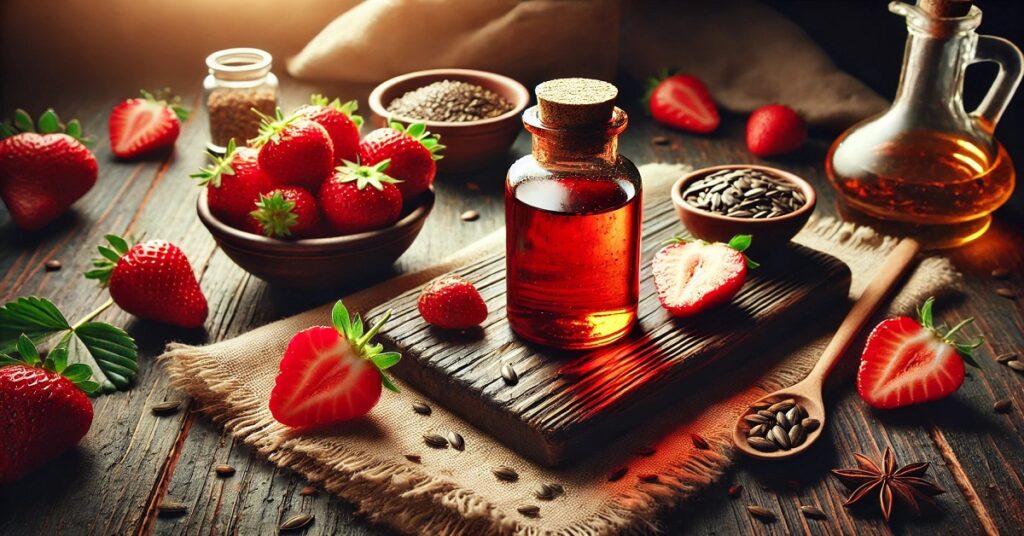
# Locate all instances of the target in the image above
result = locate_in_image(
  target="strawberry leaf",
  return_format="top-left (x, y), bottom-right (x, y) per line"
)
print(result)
top-left (16, 334), bottom-right (41, 366)
top-left (332, 300), bottom-right (353, 340)
top-left (37, 109), bottom-right (60, 134)
top-left (0, 297), bottom-right (71, 353)
top-left (371, 351), bottom-right (401, 370)
top-left (727, 234), bottom-right (752, 252)
top-left (918, 297), bottom-right (935, 329)
top-left (13, 109), bottom-right (34, 132)
top-left (65, 119), bottom-right (82, 139)
top-left (62, 363), bottom-right (93, 383)
top-left (250, 191), bottom-right (298, 238)
top-left (0, 353), bottom-right (19, 367)
top-left (60, 322), bottom-right (138, 393)
top-left (380, 372), bottom-right (401, 393)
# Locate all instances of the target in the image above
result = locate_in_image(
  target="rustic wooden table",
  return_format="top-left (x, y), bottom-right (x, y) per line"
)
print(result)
top-left (1, 76), bottom-right (1022, 536)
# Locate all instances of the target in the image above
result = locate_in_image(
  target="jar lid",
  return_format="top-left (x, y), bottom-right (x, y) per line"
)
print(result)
top-left (535, 78), bottom-right (618, 128)
top-left (206, 48), bottom-right (273, 81)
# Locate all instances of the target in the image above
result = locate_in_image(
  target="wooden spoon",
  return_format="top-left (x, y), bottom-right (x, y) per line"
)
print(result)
top-left (732, 238), bottom-right (921, 459)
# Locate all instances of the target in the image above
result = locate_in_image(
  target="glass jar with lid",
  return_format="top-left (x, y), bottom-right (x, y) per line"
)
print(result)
top-left (203, 48), bottom-right (279, 153)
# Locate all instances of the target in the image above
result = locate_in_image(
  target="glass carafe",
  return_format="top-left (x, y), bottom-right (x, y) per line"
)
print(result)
top-left (826, 1), bottom-right (1022, 249)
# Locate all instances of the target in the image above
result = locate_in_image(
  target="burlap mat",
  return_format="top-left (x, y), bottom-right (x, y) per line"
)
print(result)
top-left (160, 164), bottom-right (958, 535)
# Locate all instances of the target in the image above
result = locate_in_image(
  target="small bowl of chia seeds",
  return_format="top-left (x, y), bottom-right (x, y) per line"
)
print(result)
top-left (671, 165), bottom-right (816, 251)
top-left (369, 68), bottom-right (529, 172)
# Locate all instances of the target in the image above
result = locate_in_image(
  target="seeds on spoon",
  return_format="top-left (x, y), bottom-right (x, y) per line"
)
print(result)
top-left (743, 399), bottom-right (813, 450)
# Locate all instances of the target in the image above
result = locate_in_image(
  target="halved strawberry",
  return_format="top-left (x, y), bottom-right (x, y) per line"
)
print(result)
top-left (857, 298), bottom-right (983, 409)
top-left (651, 234), bottom-right (757, 317)
top-left (109, 89), bottom-right (189, 159)
top-left (269, 301), bottom-right (401, 427)
top-left (645, 73), bottom-right (719, 134)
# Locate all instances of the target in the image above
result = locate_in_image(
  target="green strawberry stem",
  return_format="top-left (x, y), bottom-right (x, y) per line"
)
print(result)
top-left (667, 233), bottom-right (760, 269)
top-left (917, 297), bottom-right (984, 367)
top-left (250, 107), bottom-right (304, 147)
top-left (190, 138), bottom-right (239, 188)
top-left (310, 94), bottom-right (364, 128)
top-left (0, 334), bottom-right (98, 394)
top-left (140, 88), bottom-right (190, 122)
top-left (0, 108), bottom-right (91, 144)
top-left (330, 300), bottom-right (401, 393)
top-left (72, 298), bottom-right (114, 330)
top-left (84, 234), bottom-right (133, 286)
top-left (335, 160), bottom-right (402, 190)
top-left (250, 191), bottom-right (298, 238)
top-left (387, 121), bottom-right (445, 161)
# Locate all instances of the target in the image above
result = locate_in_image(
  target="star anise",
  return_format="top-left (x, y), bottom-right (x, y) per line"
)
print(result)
top-left (830, 447), bottom-right (945, 522)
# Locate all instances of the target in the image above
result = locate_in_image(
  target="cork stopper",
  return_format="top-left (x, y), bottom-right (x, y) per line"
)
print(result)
top-left (535, 78), bottom-right (618, 128)
top-left (917, 0), bottom-right (972, 17)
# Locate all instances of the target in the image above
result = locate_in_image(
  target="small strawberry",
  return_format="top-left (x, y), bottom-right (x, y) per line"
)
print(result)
top-left (248, 187), bottom-right (320, 239)
top-left (108, 89), bottom-right (189, 159)
top-left (297, 95), bottom-right (362, 164)
top-left (746, 104), bottom-right (806, 157)
top-left (269, 300), bottom-right (401, 427)
top-left (251, 108), bottom-right (334, 191)
top-left (0, 108), bottom-right (98, 230)
top-left (191, 138), bottom-right (277, 228)
top-left (85, 235), bottom-right (208, 328)
top-left (319, 160), bottom-right (403, 234)
top-left (418, 275), bottom-right (488, 329)
top-left (645, 73), bottom-right (719, 134)
top-left (857, 298), bottom-right (983, 410)
top-left (651, 234), bottom-right (758, 317)
top-left (0, 335), bottom-right (96, 484)
top-left (358, 122), bottom-right (444, 202)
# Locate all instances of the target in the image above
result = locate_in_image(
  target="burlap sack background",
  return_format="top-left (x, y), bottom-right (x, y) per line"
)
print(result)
top-left (161, 163), bottom-right (958, 534)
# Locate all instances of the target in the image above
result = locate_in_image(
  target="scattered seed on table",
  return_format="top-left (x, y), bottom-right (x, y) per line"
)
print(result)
top-left (691, 434), bottom-right (710, 450)
top-left (535, 485), bottom-right (555, 501)
top-left (607, 466), bottom-right (628, 482)
top-left (412, 401), bottom-right (432, 415)
top-left (44, 259), bottom-right (62, 271)
top-left (158, 501), bottom-right (188, 517)
top-left (800, 505), bottom-right (827, 520)
top-left (446, 431), bottom-right (465, 451)
top-left (1008, 360), bottom-right (1024, 372)
top-left (996, 353), bottom-right (1019, 364)
top-left (991, 267), bottom-right (1011, 279)
top-left (635, 445), bottom-right (656, 457)
top-left (995, 288), bottom-right (1018, 299)
top-left (404, 454), bottom-right (422, 463)
top-left (300, 486), bottom-right (318, 496)
top-left (460, 210), bottom-right (479, 222)
top-left (423, 434), bottom-right (448, 448)
top-left (993, 399), bottom-right (1012, 413)
top-left (727, 484), bottom-right (743, 499)
top-left (517, 505), bottom-right (540, 518)
top-left (548, 483), bottom-right (565, 496)
top-left (151, 401), bottom-right (181, 416)
top-left (214, 464), bottom-right (235, 477)
top-left (746, 505), bottom-right (777, 522)
top-left (493, 466), bottom-right (519, 482)
top-left (279, 513), bottom-right (314, 531)
top-left (638, 474), bottom-right (659, 483)
top-left (501, 363), bottom-right (519, 385)
top-left (652, 135), bottom-right (670, 145)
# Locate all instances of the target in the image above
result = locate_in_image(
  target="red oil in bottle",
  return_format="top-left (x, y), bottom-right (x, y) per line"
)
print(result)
top-left (505, 175), bottom-right (641, 349)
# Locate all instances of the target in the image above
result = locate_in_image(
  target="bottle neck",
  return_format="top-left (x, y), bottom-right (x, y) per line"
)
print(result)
top-left (524, 106), bottom-right (626, 168)
top-left (893, 29), bottom-right (972, 110)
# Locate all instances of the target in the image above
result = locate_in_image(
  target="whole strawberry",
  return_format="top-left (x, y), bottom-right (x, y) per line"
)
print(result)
top-left (0, 109), bottom-right (98, 230)
top-left (319, 160), bottom-right (404, 234)
top-left (297, 95), bottom-right (362, 164)
top-left (109, 89), bottom-right (189, 159)
top-left (251, 108), bottom-right (334, 191)
top-left (248, 187), bottom-right (320, 239)
top-left (85, 235), bottom-right (208, 328)
top-left (1, 336), bottom-right (95, 484)
top-left (746, 104), bottom-right (807, 157)
top-left (192, 138), bottom-right (277, 228)
top-left (646, 73), bottom-right (720, 134)
top-left (358, 122), bottom-right (443, 202)
top-left (418, 275), bottom-right (488, 329)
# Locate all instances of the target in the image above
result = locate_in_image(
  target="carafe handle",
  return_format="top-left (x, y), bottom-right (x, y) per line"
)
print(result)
top-left (969, 35), bottom-right (1024, 129)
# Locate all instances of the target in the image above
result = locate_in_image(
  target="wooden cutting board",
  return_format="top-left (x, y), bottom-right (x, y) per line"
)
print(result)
top-left (366, 196), bottom-right (851, 466)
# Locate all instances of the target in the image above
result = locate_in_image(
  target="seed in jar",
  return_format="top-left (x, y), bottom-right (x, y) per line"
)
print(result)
top-left (207, 87), bottom-right (276, 149)
top-left (387, 80), bottom-right (514, 122)
top-left (683, 168), bottom-right (805, 219)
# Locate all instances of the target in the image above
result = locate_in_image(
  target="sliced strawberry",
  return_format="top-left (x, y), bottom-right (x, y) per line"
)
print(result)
top-left (269, 301), bottom-right (400, 427)
top-left (646, 74), bottom-right (719, 134)
top-left (418, 275), bottom-right (488, 329)
top-left (651, 234), bottom-right (756, 317)
top-left (857, 298), bottom-right (983, 409)
top-left (109, 89), bottom-right (189, 159)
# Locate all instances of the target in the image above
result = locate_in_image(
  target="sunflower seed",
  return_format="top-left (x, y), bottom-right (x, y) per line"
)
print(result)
top-left (547, 483), bottom-right (564, 496)
top-left (993, 399), bottom-right (1012, 413)
top-left (991, 267), bottom-right (1011, 279)
top-left (447, 431), bottom-right (465, 451)
top-left (404, 454), bottom-right (422, 463)
top-left (300, 486), bottom-right (318, 496)
top-left (769, 425), bottom-right (791, 449)
top-left (747, 437), bottom-right (778, 452)
top-left (767, 399), bottom-right (795, 413)
top-left (214, 464), bottom-right (235, 477)
top-left (788, 424), bottom-right (806, 447)
top-left (801, 418), bottom-right (820, 433)
top-left (776, 411), bottom-right (791, 428)
top-left (747, 424), bottom-right (767, 437)
top-left (800, 505), bottom-right (827, 520)
top-left (635, 445), bottom-right (656, 457)
top-left (786, 406), bottom-right (801, 423)
top-left (501, 363), bottom-right (519, 385)
top-left (691, 434), bottom-right (710, 450)
top-left (412, 401), bottom-right (432, 415)
top-left (517, 505), bottom-right (540, 517)
top-left (652, 135), bottom-right (670, 145)
top-left (535, 484), bottom-right (557, 500)
top-left (746, 505), bottom-right (777, 522)
top-left (1008, 360), bottom-right (1024, 372)
top-left (423, 434), bottom-right (448, 448)
top-left (279, 513), bottom-right (314, 531)
top-left (750, 400), bottom-right (772, 411)
top-left (460, 210), bottom-right (479, 222)
top-left (44, 259), bottom-right (62, 271)
top-left (995, 288), bottom-right (1018, 299)
top-left (493, 466), bottom-right (519, 482)
top-left (151, 401), bottom-right (181, 416)
top-left (682, 168), bottom-right (804, 218)
top-left (728, 484), bottom-right (743, 498)
top-left (158, 501), bottom-right (188, 517)
top-left (607, 466), bottom-right (628, 482)
top-left (996, 353), bottom-right (1019, 363)
top-left (638, 474), bottom-right (659, 483)
top-left (744, 414), bottom-right (770, 425)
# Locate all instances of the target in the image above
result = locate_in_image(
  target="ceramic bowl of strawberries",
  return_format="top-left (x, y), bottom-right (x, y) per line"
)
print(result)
top-left (368, 68), bottom-right (530, 173)
top-left (195, 96), bottom-right (436, 289)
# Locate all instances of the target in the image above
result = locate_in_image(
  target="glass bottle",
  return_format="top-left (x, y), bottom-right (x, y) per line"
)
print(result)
top-left (203, 48), bottom-right (279, 153)
top-left (506, 79), bottom-right (642, 350)
top-left (826, 1), bottom-right (1022, 249)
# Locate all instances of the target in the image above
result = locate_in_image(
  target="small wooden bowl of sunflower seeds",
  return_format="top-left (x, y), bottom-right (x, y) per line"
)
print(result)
top-left (671, 165), bottom-right (816, 251)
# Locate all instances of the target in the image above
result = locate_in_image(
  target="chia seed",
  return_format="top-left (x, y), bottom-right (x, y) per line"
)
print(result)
top-left (387, 80), bottom-right (514, 122)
